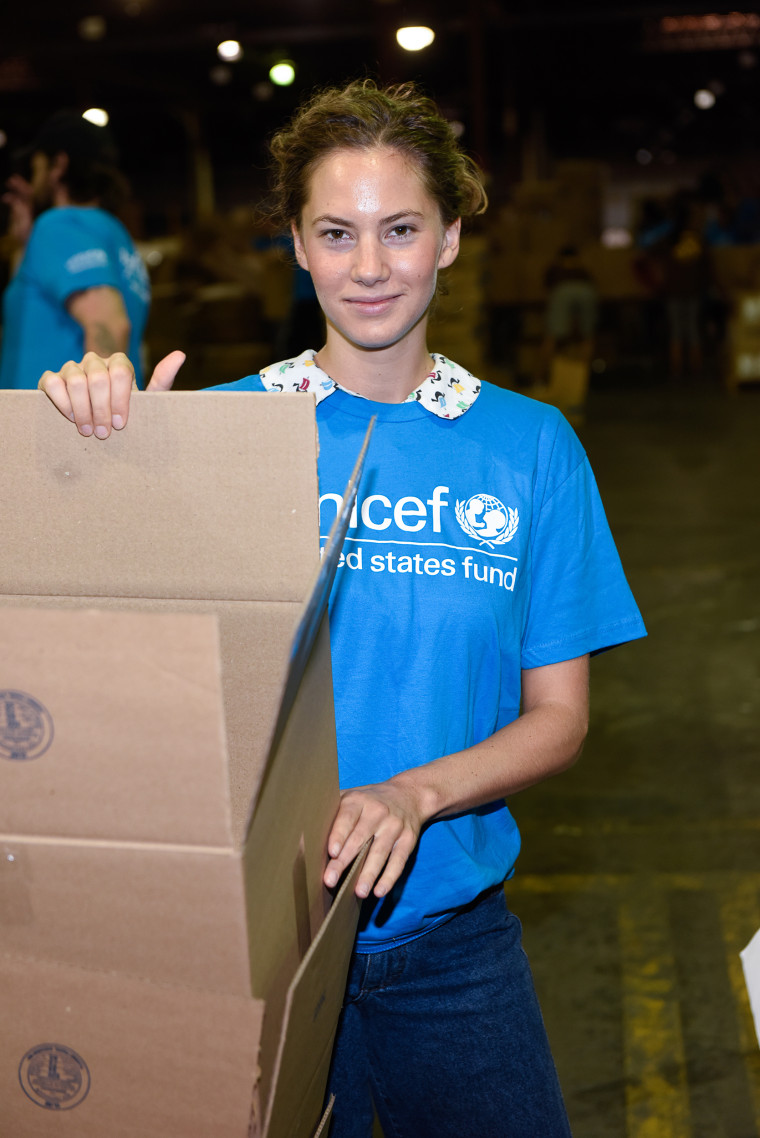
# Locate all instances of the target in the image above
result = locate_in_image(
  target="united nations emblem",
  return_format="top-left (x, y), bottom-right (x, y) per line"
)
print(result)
top-left (19, 1043), bottom-right (91, 1111)
top-left (0, 691), bottom-right (54, 761)
top-left (455, 494), bottom-right (519, 548)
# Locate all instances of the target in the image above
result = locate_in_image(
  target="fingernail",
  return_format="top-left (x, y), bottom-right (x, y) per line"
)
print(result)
top-left (325, 871), bottom-right (337, 888)
top-left (94, 426), bottom-right (108, 439)
top-left (357, 883), bottom-right (369, 898)
top-left (112, 414), bottom-right (124, 429)
top-left (80, 424), bottom-right (93, 436)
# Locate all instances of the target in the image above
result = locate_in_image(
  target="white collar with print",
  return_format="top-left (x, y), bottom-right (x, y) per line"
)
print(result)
top-left (258, 349), bottom-right (480, 420)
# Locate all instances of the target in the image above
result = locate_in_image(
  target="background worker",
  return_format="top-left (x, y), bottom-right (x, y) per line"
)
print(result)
top-left (0, 110), bottom-right (150, 389)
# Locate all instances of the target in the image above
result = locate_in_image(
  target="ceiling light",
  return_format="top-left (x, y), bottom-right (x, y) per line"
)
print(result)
top-left (78, 16), bottom-right (106, 41)
top-left (396, 26), bottom-right (435, 51)
top-left (217, 40), bottom-right (242, 62)
top-left (694, 88), bottom-right (716, 109)
top-left (82, 108), bottom-right (109, 127)
top-left (270, 61), bottom-right (296, 86)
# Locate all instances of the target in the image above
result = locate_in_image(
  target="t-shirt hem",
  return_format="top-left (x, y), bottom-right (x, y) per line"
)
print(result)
top-left (355, 910), bottom-right (456, 954)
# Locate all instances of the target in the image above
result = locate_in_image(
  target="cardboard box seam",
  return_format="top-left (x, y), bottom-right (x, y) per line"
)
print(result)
top-left (0, 944), bottom-right (261, 1000)
top-left (0, 592), bottom-right (305, 605)
top-left (1, 834), bottom-right (236, 855)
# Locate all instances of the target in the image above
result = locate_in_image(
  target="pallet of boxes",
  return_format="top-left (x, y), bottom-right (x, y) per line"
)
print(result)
top-left (486, 162), bottom-right (607, 418)
top-left (725, 290), bottom-right (760, 391)
top-left (0, 390), bottom-right (368, 1138)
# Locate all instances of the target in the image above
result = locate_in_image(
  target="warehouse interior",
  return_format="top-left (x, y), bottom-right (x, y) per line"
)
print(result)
top-left (2, 3), bottom-right (760, 1136)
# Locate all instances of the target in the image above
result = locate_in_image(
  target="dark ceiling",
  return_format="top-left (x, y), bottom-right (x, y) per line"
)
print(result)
top-left (3, 2), bottom-right (760, 231)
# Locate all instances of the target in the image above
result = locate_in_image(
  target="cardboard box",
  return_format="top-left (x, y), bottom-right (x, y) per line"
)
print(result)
top-left (0, 391), bottom-right (367, 1137)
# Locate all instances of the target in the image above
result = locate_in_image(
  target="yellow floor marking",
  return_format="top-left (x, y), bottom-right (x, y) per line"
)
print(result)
top-left (618, 882), bottom-right (690, 1138)
top-left (510, 871), bottom-right (760, 895)
top-left (719, 878), bottom-right (760, 1133)
top-left (508, 871), bottom-right (760, 1137)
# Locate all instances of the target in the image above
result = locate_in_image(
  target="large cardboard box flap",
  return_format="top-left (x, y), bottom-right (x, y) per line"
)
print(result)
top-left (260, 845), bottom-right (368, 1138)
top-left (0, 390), bottom-right (318, 603)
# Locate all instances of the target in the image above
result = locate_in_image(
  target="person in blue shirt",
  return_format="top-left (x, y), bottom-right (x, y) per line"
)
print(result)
top-left (40, 80), bottom-right (646, 1137)
top-left (0, 110), bottom-right (149, 389)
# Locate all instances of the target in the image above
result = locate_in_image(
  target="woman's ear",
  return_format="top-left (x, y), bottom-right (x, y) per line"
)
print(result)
top-left (438, 217), bottom-right (461, 269)
top-left (291, 221), bottom-right (309, 271)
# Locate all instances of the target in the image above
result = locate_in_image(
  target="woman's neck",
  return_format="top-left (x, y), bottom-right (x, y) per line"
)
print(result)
top-left (315, 329), bottom-right (434, 404)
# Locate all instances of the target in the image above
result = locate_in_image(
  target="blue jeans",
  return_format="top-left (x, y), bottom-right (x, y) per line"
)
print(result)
top-left (327, 886), bottom-right (572, 1138)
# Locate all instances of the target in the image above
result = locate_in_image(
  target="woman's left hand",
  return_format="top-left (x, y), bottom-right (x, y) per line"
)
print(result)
top-left (323, 777), bottom-right (426, 900)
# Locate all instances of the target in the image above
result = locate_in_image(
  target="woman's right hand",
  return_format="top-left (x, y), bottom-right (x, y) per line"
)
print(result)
top-left (38, 350), bottom-right (187, 439)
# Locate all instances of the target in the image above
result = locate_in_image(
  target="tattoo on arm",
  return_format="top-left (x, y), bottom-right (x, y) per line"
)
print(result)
top-left (88, 322), bottom-right (122, 357)
top-left (69, 286), bottom-right (131, 355)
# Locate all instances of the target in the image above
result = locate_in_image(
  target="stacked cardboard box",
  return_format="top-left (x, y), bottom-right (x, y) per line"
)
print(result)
top-left (726, 290), bottom-right (760, 389)
top-left (485, 164), bottom-right (609, 309)
top-left (0, 391), bottom-right (366, 1137)
top-left (554, 161), bottom-right (604, 248)
top-left (428, 234), bottom-right (489, 377)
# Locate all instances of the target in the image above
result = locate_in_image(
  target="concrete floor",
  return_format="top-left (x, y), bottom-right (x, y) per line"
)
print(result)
top-left (512, 377), bottom-right (760, 1137)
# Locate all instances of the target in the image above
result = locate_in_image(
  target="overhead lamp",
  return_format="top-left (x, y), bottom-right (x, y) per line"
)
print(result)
top-left (270, 61), bottom-right (296, 86)
top-left (82, 108), bottom-right (109, 127)
top-left (78, 16), bottom-right (106, 41)
top-left (396, 26), bottom-right (435, 51)
top-left (694, 88), bottom-right (716, 110)
top-left (217, 39), bottom-right (242, 62)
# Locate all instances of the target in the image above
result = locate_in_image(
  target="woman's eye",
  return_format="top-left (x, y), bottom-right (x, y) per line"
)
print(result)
top-left (324, 229), bottom-right (349, 242)
top-left (390, 225), bottom-right (413, 238)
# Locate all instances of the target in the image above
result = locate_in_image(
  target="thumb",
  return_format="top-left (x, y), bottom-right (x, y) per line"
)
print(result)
top-left (147, 350), bottom-right (185, 391)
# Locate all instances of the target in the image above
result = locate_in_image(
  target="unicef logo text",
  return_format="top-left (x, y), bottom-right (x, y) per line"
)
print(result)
top-left (456, 494), bottom-right (519, 548)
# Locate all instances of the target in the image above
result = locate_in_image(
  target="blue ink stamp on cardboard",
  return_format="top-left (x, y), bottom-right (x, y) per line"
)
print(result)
top-left (0, 691), bottom-right (54, 761)
top-left (19, 1043), bottom-right (90, 1110)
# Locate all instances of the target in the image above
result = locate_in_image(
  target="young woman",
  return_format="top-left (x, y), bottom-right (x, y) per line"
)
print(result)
top-left (40, 80), bottom-right (646, 1138)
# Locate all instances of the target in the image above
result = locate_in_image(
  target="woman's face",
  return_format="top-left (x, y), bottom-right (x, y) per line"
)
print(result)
top-left (292, 146), bottom-right (460, 356)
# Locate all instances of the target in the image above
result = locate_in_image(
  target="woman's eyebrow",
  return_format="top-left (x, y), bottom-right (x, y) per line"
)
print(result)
top-left (312, 214), bottom-right (353, 226)
top-left (311, 210), bottom-right (425, 227)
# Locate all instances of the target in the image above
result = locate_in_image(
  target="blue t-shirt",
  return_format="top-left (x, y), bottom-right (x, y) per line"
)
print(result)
top-left (0, 206), bottom-right (150, 389)
top-left (214, 373), bottom-right (647, 951)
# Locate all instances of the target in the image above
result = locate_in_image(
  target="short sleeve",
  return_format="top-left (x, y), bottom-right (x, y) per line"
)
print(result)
top-left (521, 428), bottom-right (646, 668)
top-left (25, 213), bottom-right (119, 305)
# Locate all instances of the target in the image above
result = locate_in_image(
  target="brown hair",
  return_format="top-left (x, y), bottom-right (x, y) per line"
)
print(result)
top-left (265, 78), bottom-right (488, 230)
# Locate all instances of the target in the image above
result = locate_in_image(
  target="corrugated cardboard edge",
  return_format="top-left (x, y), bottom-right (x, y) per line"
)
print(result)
top-left (313, 1096), bottom-right (335, 1137)
top-left (261, 844), bottom-right (370, 1138)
